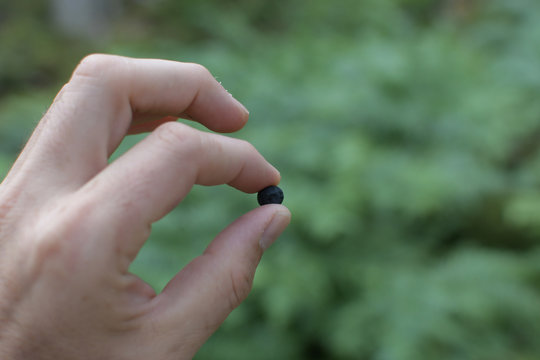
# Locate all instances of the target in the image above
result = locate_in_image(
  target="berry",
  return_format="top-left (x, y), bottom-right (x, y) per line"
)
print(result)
top-left (257, 185), bottom-right (284, 206)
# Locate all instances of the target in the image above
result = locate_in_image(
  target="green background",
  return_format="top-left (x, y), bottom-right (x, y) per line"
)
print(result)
top-left (2, 0), bottom-right (540, 359)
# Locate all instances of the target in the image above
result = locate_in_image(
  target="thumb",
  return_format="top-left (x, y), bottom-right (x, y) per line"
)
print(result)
top-left (153, 204), bottom-right (291, 354)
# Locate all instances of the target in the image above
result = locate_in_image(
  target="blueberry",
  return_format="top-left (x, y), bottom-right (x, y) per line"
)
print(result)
top-left (257, 185), bottom-right (284, 206)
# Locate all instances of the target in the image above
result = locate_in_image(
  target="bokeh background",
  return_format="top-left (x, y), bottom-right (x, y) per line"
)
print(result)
top-left (3, 0), bottom-right (540, 359)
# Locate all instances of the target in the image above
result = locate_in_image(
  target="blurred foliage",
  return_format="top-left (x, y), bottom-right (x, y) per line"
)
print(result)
top-left (0, 0), bottom-right (91, 96)
top-left (3, 0), bottom-right (540, 359)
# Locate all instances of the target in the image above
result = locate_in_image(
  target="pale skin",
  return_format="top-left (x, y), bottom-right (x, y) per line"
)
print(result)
top-left (0, 54), bottom-right (291, 359)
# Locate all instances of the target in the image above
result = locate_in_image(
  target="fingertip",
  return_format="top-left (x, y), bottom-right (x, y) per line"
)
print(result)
top-left (261, 162), bottom-right (282, 192)
top-left (266, 204), bottom-right (292, 226)
top-left (266, 203), bottom-right (291, 222)
top-left (255, 203), bottom-right (290, 218)
top-left (259, 205), bottom-right (291, 250)
top-left (206, 99), bottom-right (249, 133)
top-left (203, 204), bottom-right (290, 257)
top-left (274, 168), bottom-right (282, 185)
top-left (186, 81), bottom-right (250, 134)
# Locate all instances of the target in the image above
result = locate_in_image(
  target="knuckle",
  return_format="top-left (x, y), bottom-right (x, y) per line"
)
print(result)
top-left (187, 63), bottom-right (216, 86)
top-left (239, 139), bottom-right (256, 153)
top-left (27, 230), bottom-right (72, 282)
top-left (32, 226), bottom-right (67, 269)
top-left (72, 53), bottom-right (125, 83)
top-left (30, 199), bottom-right (98, 274)
top-left (154, 122), bottom-right (201, 155)
top-left (188, 63), bottom-right (212, 79)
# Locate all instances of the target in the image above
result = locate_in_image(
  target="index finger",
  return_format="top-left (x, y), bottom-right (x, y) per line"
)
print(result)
top-left (80, 121), bottom-right (281, 266)
top-left (8, 54), bottom-right (249, 194)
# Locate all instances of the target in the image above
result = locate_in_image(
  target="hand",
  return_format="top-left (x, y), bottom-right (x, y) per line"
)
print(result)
top-left (0, 54), bottom-right (291, 360)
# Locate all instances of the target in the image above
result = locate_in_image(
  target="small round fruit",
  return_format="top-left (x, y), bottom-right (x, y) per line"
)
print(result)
top-left (257, 185), bottom-right (284, 206)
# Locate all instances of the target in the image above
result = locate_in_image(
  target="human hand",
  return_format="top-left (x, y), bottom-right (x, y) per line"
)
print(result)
top-left (0, 55), bottom-right (291, 360)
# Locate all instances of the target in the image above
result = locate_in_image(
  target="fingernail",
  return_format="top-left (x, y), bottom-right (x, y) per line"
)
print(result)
top-left (259, 210), bottom-right (291, 251)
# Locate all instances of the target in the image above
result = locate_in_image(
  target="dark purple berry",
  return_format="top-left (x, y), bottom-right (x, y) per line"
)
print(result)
top-left (257, 185), bottom-right (284, 206)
